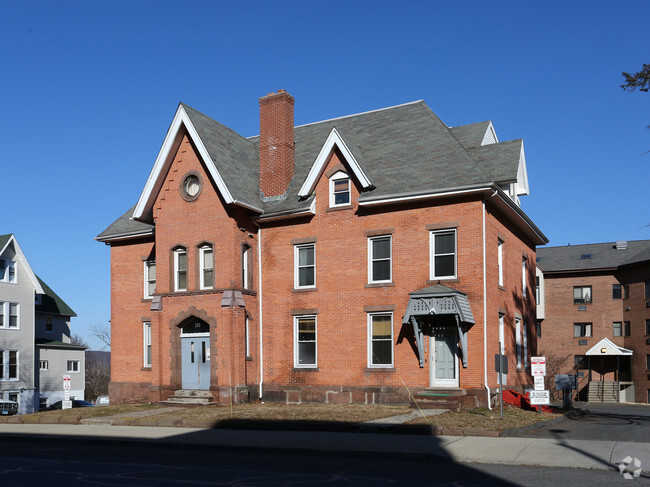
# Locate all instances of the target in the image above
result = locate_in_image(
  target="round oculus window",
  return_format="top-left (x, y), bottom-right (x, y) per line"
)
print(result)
top-left (183, 174), bottom-right (201, 198)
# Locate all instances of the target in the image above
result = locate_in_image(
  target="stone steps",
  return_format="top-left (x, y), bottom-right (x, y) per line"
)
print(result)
top-left (410, 389), bottom-right (469, 412)
top-left (159, 390), bottom-right (218, 407)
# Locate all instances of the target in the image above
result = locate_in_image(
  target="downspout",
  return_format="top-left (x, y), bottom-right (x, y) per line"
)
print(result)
top-left (253, 220), bottom-right (264, 401)
top-left (483, 190), bottom-right (498, 410)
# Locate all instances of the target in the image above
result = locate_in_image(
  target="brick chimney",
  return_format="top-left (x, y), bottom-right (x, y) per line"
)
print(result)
top-left (259, 90), bottom-right (295, 198)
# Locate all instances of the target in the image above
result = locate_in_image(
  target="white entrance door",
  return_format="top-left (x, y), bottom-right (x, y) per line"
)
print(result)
top-left (430, 326), bottom-right (459, 387)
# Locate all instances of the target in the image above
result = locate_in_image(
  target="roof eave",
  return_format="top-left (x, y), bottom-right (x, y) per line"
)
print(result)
top-left (95, 228), bottom-right (154, 243)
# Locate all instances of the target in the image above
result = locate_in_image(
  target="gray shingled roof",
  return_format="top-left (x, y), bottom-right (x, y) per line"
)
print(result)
top-left (99, 100), bottom-right (526, 238)
top-left (96, 205), bottom-right (154, 241)
top-left (0, 234), bottom-right (11, 250)
top-left (450, 121), bottom-right (491, 149)
top-left (537, 240), bottom-right (650, 272)
top-left (36, 277), bottom-right (77, 317)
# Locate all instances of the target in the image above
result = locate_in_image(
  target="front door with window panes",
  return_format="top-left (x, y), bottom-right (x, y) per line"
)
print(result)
top-left (430, 326), bottom-right (459, 387)
top-left (180, 319), bottom-right (210, 390)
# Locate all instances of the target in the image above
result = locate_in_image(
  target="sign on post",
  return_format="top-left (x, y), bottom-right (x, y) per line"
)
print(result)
top-left (529, 390), bottom-right (550, 405)
top-left (531, 356), bottom-right (546, 376)
top-left (63, 375), bottom-right (72, 409)
top-left (534, 375), bottom-right (545, 391)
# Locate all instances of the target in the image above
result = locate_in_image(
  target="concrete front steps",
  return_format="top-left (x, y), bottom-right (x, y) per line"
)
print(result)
top-left (159, 390), bottom-right (218, 407)
top-left (410, 389), bottom-right (476, 411)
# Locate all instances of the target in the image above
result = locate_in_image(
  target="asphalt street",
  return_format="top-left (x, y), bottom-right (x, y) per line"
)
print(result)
top-left (0, 436), bottom-right (644, 487)
top-left (522, 402), bottom-right (650, 443)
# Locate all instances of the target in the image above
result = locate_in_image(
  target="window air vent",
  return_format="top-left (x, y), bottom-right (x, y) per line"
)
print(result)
top-left (580, 254), bottom-right (592, 259)
top-left (578, 305), bottom-right (587, 311)
top-left (578, 339), bottom-right (588, 346)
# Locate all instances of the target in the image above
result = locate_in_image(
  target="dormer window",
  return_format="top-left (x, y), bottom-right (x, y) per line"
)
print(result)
top-left (329, 171), bottom-right (350, 207)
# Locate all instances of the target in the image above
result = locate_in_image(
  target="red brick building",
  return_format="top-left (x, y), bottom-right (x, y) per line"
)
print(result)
top-left (537, 240), bottom-right (650, 403)
top-left (97, 90), bottom-right (547, 408)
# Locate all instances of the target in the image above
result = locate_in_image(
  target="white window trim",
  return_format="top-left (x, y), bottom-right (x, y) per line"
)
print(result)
top-left (0, 302), bottom-right (19, 330)
top-left (368, 235), bottom-right (392, 284)
top-left (429, 229), bottom-right (457, 280)
top-left (144, 260), bottom-right (156, 299)
top-left (40, 360), bottom-right (49, 371)
top-left (515, 318), bottom-right (522, 369)
top-left (522, 257), bottom-right (527, 298)
top-left (143, 322), bottom-right (152, 367)
top-left (498, 314), bottom-right (505, 354)
top-left (242, 246), bottom-right (250, 289)
top-left (67, 360), bottom-right (80, 373)
top-left (199, 245), bottom-right (214, 290)
top-left (293, 315), bottom-right (317, 368)
top-left (523, 320), bottom-right (528, 369)
top-left (497, 240), bottom-right (504, 287)
top-left (294, 244), bottom-right (316, 289)
top-left (245, 317), bottom-right (250, 356)
top-left (0, 350), bottom-right (19, 381)
top-left (0, 259), bottom-right (16, 284)
top-left (329, 171), bottom-right (351, 208)
top-left (174, 248), bottom-right (187, 292)
top-left (367, 312), bottom-right (394, 368)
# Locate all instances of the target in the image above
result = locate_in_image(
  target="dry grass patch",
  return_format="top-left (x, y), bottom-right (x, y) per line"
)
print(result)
top-left (29, 403), bottom-right (161, 420)
top-left (155, 403), bottom-right (411, 424)
top-left (408, 405), bottom-right (561, 431)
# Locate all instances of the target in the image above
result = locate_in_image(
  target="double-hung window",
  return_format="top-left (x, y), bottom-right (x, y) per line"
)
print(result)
top-left (0, 259), bottom-right (16, 283)
top-left (144, 260), bottom-right (156, 298)
top-left (430, 229), bottom-right (456, 279)
top-left (199, 245), bottom-right (214, 289)
top-left (0, 350), bottom-right (19, 381)
top-left (294, 316), bottom-right (317, 367)
top-left (574, 322), bottom-right (592, 338)
top-left (143, 322), bottom-right (152, 367)
top-left (613, 322), bottom-right (622, 337)
top-left (522, 257), bottom-right (528, 298)
top-left (0, 302), bottom-right (18, 329)
top-left (329, 171), bottom-right (350, 207)
top-left (174, 248), bottom-right (187, 292)
top-left (612, 284), bottom-right (622, 299)
top-left (0, 350), bottom-right (18, 380)
top-left (573, 286), bottom-right (592, 304)
top-left (67, 360), bottom-right (80, 373)
top-left (294, 244), bottom-right (315, 289)
top-left (242, 245), bottom-right (251, 289)
top-left (515, 318), bottom-right (522, 369)
top-left (368, 235), bottom-right (392, 283)
top-left (368, 313), bottom-right (393, 367)
top-left (497, 239), bottom-right (504, 287)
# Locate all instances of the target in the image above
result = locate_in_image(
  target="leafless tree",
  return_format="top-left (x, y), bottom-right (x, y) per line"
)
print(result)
top-left (90, 323), bottom-right (111, 350)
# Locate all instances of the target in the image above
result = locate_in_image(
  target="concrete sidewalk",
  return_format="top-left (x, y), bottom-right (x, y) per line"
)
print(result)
top-left (0, 422), bottom-right (648, 473)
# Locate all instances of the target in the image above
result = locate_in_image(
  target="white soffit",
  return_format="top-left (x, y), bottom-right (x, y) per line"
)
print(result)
top-left (297, 127), bottom-right (372, 198)
top-left (132, 105), bottom-right (235, 220)
top-left (1, 235), bottom-right (45, 294)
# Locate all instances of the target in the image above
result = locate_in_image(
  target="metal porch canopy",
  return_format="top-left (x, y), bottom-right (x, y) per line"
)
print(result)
top-left (402, 284), bottom-right (475, 368)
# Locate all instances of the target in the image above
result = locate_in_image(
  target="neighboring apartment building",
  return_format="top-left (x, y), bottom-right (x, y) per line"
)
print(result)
top-left (97, 90), bottom-right (547, 408)
top-left (0, 234), bottom-right (83, 413)
top-left (537, 240), bottom-right (650, 403)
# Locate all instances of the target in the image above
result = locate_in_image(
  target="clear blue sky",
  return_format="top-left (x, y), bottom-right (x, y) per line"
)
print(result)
top-left (2, 1), bottom-right (648, 350)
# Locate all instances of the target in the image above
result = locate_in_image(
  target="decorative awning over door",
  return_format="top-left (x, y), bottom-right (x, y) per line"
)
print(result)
top-left (402, 284), bottom-right (475, 368)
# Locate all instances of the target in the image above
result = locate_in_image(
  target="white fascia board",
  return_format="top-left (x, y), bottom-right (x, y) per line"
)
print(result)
top-left (359, 186), bottom-right (492, 207)
top-left (515, 141), bottom-right (529, 196)
top-left (132, 105), bottom-right (234, 221)
top-left (297, 127), bottom-right (372, 198)
top-left (3, 235), bottom-right (45, 294)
